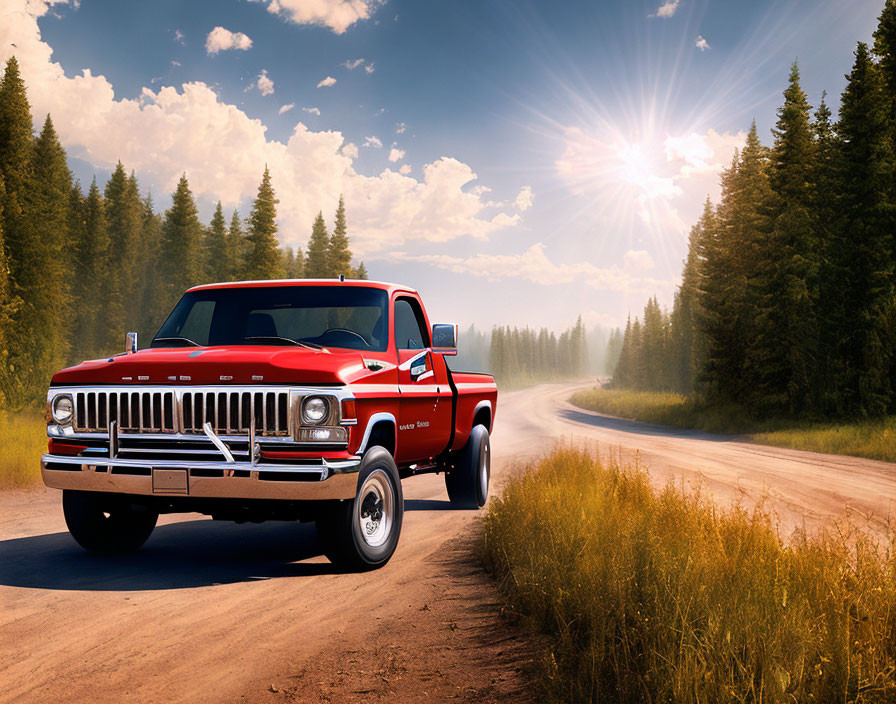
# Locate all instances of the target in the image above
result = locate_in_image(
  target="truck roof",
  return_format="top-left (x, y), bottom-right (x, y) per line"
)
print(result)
top-left (187, 279), bottom-right (418, 296)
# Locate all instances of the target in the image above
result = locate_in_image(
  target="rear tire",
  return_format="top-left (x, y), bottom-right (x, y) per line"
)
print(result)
top-left (445, 424), bottom-right (490, 509)
top-left (316, 446), bottom-right (403, 571)
top-left (62, 490), bottom-right (158, 553)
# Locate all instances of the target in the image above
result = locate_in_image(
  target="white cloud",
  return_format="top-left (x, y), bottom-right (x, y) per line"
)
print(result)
top-left (205, 26), bottom-right (253, 54)
top-left (343, 58), bottom-right (365, 69)
top-left (395, 122), bottom-right (406, 134)
top-left (363, 135), bottom-right (383, 149)
top-left (391, 244), bottom-right (673, 293)
top-left (399, 164), bottom-right (411, 175)
top-left (278, 103), bottom-right (295, 114)
top-left (695, 35), bottom-right (711, 51)
top-left (623, 249), bottom-right (655, 272)
top-left (261, 0), bottom-right (384, 34)
top-left (170, 60), bottom-right (181, 68)
top-left (173, 29), bottom-right (184, 45)
top-left (252, 69), bottom-right (275, 95)
top-left (364, 62), bottom-right (374, 74)
top-left (316, 75), bottom-right (337, 88)
top-left (301, 106), bottom-right (320, 115)
top-left (0, 0), bottom-right (524, 256)
top-left (388, 147), bottom-right (405, 162)
top-left (650, 1), bottom-right (679, 18)
top-left (514, 186), bottom-right (533, 211)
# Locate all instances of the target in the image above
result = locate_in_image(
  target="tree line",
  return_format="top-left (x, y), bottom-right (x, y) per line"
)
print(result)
top-left (0, 56), bottom-right (367, 409)
top-left (488, 317), bottom-right (588, 384)
top-left (609, 1), bottom-right (896, 418)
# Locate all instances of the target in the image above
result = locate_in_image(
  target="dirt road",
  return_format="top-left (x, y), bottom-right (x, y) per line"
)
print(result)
top-left (2, 383), bottom-right (894, 703)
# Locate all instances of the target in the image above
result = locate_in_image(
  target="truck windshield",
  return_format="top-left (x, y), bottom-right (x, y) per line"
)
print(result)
top-left (151, 286), bottom-right (389, 352)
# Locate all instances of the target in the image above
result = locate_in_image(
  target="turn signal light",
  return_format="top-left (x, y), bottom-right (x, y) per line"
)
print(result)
top-left (341, 399), bottom-right (357, 424)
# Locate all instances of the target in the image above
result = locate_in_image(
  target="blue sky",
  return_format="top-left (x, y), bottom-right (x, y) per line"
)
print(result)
top-left (2, 0), bottom-right (888, 331)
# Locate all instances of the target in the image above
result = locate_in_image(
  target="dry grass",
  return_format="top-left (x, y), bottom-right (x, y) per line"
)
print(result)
top-left (0, 411), bottom-right (47, 488)
top-left (483, 448), bottom-right (896, 704)
top-left (571, 387), bottom-right (896, 463)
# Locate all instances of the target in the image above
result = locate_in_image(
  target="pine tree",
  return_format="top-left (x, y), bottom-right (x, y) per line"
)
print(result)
top-left (160, 175), bottom-right (203, 311)
top-left (329, 195), bottom-right (353, 278)
top-left (8, 115), bottom-right (72, 402)
top-left (670, 198), bottom-right (712, 393)
top-left (355, 261), bottom-right (368, 279)
top-left (305, 211), bottom-right (331, 277)
top-left (227, 210), bottom-right (246, 279)
top-left (281, 246), bottom-right (304, 278)
top-left (828, 43), bottom-right (893, 415)
top-left (0, 57), bottom-right (33, 258)
top-left (0, 175), bottom-right (21, 407)
top-left (71, 179), bottom-right (111, 358)
top-left (244, 167), bottom-right (284, 280)
top-left (810, 92), bottom-right (842, 411)
top-left (747, 62), bottom-right (817, 412)
top-left (204, 201), bottom-right (230, 283)
top-left (103, 163), bottom-right (144, 343)
top-left (139, 194), bottom-right (166, 339)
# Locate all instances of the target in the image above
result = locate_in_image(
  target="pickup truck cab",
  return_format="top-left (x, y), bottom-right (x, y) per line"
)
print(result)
top-left (42, 279), bottom-right (497, 570)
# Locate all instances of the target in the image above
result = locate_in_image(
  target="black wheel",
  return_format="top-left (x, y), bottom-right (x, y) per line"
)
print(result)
top-left (62, 490), bottom-right (158, 553)
top-left (315, 446), bottom-right (403, 571)
top-left (445, 424), bottom-right (490, 509)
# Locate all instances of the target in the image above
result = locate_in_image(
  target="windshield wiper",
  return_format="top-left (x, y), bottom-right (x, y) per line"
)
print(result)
top-left (243, 335), bottom-right (321, 350)
top-left (152, 336), bottom-right (201, 347)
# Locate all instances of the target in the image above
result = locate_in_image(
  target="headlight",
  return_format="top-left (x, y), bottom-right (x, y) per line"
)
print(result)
top-left (52, 395), bottom-right (74, 424)
top-left (302, 396), bottom-right (329, 425)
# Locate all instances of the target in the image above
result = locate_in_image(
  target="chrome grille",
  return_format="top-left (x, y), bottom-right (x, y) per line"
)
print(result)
top-left (180, 390), bottom-right (289, 436)
top-left (74, 390), bottom-right (176, 433)
top-left (72, 388), bottom-right (291, 437)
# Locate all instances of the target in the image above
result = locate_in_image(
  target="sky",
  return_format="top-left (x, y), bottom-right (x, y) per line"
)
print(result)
top-left (0, 0), bottom-right (888, 332)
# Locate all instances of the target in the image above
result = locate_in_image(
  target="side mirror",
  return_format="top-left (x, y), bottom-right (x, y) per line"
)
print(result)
top-left (126, 332), bottom-right (138, 354)
top-left (431, 323), bottom-right (457, 356)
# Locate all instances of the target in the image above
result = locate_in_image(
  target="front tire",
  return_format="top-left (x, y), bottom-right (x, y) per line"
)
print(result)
top-left (316, 446), bottom-right (403, 571)
top-left (62, 490), bottom-right (158, 553)
top-left (445, 424), bottom-right (490, 509)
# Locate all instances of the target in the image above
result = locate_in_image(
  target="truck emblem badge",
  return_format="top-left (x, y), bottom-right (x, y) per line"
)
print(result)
top-left (220, 375), bottom-right (233, 381)
top-left (138, 375), bottom-right (149, 381)
top-left (252, 375), bottom-right (264, 381)
top-left (179, 375), bottom-right (191, 381)
top-left (168, 375), bottom-right (176, 381)
top-left (121, 376), bottom-right (132, 381)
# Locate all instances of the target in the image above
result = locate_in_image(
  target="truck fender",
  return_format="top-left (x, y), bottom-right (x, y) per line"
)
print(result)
top-left (357, 412), bottom-right (396, 456)
top-left (472, 400), bottom-right (492, 432)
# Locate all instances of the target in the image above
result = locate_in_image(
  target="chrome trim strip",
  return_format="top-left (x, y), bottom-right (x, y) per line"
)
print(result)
top-left (42, 453), bottom-right (360, 474)
top-left (202, 422), bottom-right (235, 463)
top-left (356, 412), bottom-right (396, 455)
top-left (46, 428), bottom-right (343, 445)
top-left (397, 350), bottom-right (429, 371)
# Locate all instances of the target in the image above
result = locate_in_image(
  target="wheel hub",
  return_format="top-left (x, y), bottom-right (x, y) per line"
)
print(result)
top-left (356, 469), bottom-right (394, 547)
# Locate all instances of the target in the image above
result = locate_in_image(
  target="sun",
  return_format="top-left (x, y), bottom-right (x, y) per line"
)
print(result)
top-left (616, 142), bottom-right (657, 193)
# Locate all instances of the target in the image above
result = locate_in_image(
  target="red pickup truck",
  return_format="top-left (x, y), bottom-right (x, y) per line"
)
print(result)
top-left (41, 280), bottom-right (497, 570)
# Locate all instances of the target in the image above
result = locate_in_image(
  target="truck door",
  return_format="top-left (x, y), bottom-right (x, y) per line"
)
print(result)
top-left (394, 296), bottom-right (452, 463)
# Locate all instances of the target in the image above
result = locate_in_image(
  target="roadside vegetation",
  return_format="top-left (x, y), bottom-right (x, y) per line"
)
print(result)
top-left (572, 387), bottom-right (896, 463)
top-left (0, 412), bottom-right (46, 488)
top-left (483, 448), bottom-right (896, 704)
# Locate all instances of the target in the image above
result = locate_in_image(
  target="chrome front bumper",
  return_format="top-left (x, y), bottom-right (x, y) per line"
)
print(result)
top-left (41, 455), bottom-right (362, 501)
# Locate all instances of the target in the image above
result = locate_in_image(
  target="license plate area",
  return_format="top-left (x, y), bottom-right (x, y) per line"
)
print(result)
top-left (152, 468), bottom-right (189, 494)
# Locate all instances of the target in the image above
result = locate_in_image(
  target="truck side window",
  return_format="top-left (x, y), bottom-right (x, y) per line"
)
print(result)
top-left (394, 298), bottom-right (427, 350)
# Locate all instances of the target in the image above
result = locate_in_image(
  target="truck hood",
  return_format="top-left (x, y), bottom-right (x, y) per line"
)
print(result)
top-left (51, 346), bottom-right (376, 387)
